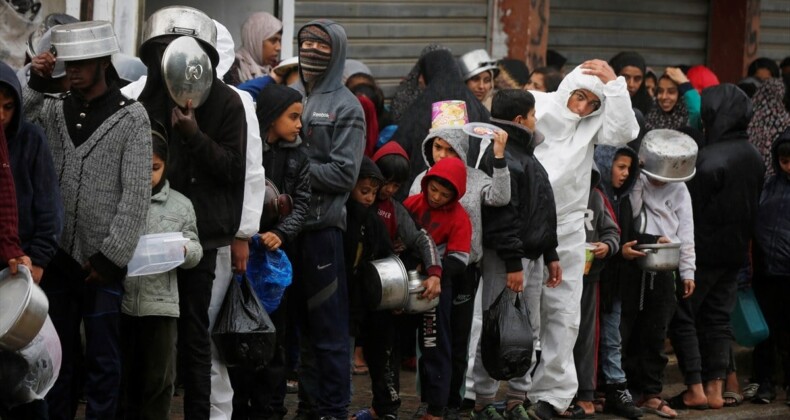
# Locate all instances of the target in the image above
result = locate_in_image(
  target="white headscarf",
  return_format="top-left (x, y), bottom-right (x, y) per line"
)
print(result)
top-left (234, 12), bottom-right (283, 82)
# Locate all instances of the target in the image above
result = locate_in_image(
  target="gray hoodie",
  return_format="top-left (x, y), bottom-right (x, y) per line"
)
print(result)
top-left (410, 127), bottom-right (510, 263)
top-left (291, 20), bottom-right (365, 231)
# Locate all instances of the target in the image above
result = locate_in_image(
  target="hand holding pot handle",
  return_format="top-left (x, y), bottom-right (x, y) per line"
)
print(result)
top-left (622, 240), bottom-right (646, 260)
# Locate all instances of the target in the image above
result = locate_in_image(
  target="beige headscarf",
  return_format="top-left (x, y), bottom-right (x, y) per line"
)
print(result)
top-left (235, 12), bottom-right (283, 82)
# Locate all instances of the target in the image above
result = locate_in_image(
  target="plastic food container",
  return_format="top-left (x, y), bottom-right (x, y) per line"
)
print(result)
top-left (583, 243), bottom-right (596, 275)
top-left (127, 232), bottom-right (189, 276)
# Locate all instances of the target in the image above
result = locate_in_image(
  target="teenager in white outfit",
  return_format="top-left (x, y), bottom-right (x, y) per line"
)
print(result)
top-left (525, 60), bottom-right (639, 420)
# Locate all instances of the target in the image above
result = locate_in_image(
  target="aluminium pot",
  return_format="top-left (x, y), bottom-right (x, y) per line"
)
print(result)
top-left (638, 129), bottom-right (698, 182)
top-left (634, 242), bottom-right (682, 272)
top-left (50, 21), bottom-right (120, 61)
top-left (0, 265), bottom-right (49, 351)
top-left (403, 271), bottom-right (439, 314)
top-left (362, 256), bottom-right (409, 311)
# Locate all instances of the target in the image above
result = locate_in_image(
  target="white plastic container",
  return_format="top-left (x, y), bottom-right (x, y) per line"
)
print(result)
top-left (127, 232), bottom-right (189, 276)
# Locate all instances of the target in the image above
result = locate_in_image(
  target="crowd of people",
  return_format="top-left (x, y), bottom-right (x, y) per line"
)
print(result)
top-left (1, 5), bottom-right (789, 420)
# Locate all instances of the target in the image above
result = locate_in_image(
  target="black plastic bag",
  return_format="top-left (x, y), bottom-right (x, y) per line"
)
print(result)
top-left (211, 274), bottom-right (276, 370)
top-left (481, 288), bottom-right (533, 380)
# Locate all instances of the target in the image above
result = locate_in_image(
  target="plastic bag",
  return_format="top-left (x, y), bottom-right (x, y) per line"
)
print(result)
top-left (211, 274), bottom-right (276, 370)
top-left (246, 235), bottom-right (293, 313)
top-left (481, 288), bottom-right (533, 380)
top-left (0, 316), bottom-right (61, 406)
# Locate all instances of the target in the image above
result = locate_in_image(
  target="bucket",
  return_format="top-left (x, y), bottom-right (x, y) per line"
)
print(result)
top-left (731, 288), bottom-right (769, 347)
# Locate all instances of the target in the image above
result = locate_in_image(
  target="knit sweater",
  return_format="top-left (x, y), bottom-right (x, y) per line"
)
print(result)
top-left (23, 86), bottom-right (152, 273)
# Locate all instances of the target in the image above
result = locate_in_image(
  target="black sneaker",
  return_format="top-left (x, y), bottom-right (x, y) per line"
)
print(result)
top-left (444, 406), bottom-right (462, 420)
top-left (526, 401), bottom-right (554, 420)
top-left (605, 383), bottom-right (643, 419)
top-left (471, 404), bottom-right (505, 420)
top-left (753, 383), bottom-right (776, 404)
top-left (412, 403), bottom-right (428, 420)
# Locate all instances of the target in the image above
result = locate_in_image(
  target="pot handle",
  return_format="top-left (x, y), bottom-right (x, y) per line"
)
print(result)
top-left (642, 248), bottom-right (658, 254)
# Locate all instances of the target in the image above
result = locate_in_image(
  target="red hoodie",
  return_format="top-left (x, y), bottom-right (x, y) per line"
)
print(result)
top-left (403, 157), bottom-right (471, 264)
top-left (372, 141), bottom-right (410, 240)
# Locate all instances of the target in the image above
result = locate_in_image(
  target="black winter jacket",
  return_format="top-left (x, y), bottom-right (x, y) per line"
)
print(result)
top-left (479, 119), bottom-right (559, 270)
top-left (754, 130), bottom-right (790, 276)
top-left (261, 137), bottom-right (311, 247)
top-left (689, 84), bottom-right (765, 268)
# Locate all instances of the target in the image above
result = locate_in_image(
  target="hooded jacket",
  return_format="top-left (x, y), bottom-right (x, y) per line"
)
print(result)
top-left (689, 84), bottom-right (765, 268)
top-left (409, 127), bottom-right (510, 264)
top-left (393, 49), bottom-right (490, 185)
top-left (0, 128), bottom-right (23, 262)
top-left (0, 61), bottom-right (63, 268)
top-left (754, 129), bottom-right (790, 276)
top-left (122, 181), bottom-right (203, 317)
top-left (290, 20), bottom-right (365, 231)
top-left (372, 142), bottom-right (442, 278)
top-left (583, 162), bottom-right (620, 280)
top-left (403, 156), bottom-right (471, 271)
top-left (479, 118), bottom-right (558, 267)
top-left (531, 65), bottom-right (639, 226)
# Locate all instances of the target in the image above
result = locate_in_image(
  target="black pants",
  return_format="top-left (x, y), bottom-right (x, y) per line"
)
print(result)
top-left (177, 248), bottom-right (218, 420)
top-left (0, 399), bottom-right (48, 420)
top-left (229, 297), bottom-right (289, 420)
top-left (41, 250), bottom-right (123, 420)
top-left (574, 279), bottom-right (599, 401)
top-left (620, 270), bottom-right (676, 397)
top-left (419, 271), bottom-right (453, 417)
top-left (448, 265), bottom-right (480, 408)
top-left (669, 276), bottom-right (702, 385)
top-left (690, 266), bottom-right (738, 381)
top-left (120, 315), bottom-right (177, 420)
top-left (752, 275), bottom-right (790, 387)
top-left (363, 310), bottom-right (403, 417)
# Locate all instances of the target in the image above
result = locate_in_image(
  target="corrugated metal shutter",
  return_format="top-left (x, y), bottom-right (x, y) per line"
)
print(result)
top-left (294, 0), bottom-right (490, 97)
top-left (758, 0), bottom-right (790, 60)
top-left (548, 0), bottom-right (710, 70)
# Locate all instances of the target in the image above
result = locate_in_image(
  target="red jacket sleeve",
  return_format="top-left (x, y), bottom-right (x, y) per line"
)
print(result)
top-left (0, 129), bottom-right (24, 262)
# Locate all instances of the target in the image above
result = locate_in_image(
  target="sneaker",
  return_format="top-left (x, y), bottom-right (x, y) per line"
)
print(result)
top-left (286, 379), bottom-right (299, 394)
top-left (412, 403), bottom-right (428, 420)
top-left (471, 404), bottom-right (505, 420)
top-left (742, 382), bottom-right (760, 399)
top-left (605, 383), bottom-right (642, 419)
top-left (526, 401), bottom-right (554, 420)
top-left (505, 404), bottom-right (530, 420)
top-left (444, 407), bottom-right (461, 420)
top-left (752, 383), bottom-right (776, 404)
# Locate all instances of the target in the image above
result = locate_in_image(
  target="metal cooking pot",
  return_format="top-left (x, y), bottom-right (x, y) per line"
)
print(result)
top-left (50, 21), bottom-right (120, 62)
top-left (403, 271), bottom-right (439, 314)
top-left (458, 49), bottom-right (498, 81)
top-left (634, 243), bottom-right (681, 272)
top-left (259, 179), bottom-right (294, 231)
top-left (639, 129), bottom-right (698, 182)
top-left (0, 266), bottom-right (49, 351)
top-left (141, 6), bottom-right (218, 64)
top-left (162, 36), bottom-right (213, 109)
top-left (363, 256), bottom-right (409, 311)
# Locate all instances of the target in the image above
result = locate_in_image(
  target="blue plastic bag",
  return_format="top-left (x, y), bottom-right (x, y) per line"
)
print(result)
top-left (246, 235), bottom-right (293, 313)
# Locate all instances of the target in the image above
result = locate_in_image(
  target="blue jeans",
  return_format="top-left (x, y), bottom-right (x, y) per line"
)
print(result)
top-left (599, 298), bottom-right (626, 385)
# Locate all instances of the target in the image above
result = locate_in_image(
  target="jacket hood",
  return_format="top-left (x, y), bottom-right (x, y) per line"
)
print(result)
top-left (490, 117), bottom-right (537, 154)
top-left (214, 19), bottom-right (236, 79)
top-left (296, 19), bottom-right (347, 94)
top-left (421, 127), bottom-right (469, 167)
top-left (0, 61), bottom-right (23, 138)
top-left (152, 180), bottom-right (171, 203)
top-left (772, 128), bottom-right (790, 175)
top-left (372, 140), bottom-right (409, 163)
top-left (701, 83), bottom-right (753, 145)
top-left (421, 49), bottom-right (464, 86)
top-left (421, 156), bottom-right (467, 204)
top-left (590, 161), bottom-right (601, 189)
top-left (553, 65), bottom-right (607, 121)
top-left (594, 144), bottom-right (640, 200)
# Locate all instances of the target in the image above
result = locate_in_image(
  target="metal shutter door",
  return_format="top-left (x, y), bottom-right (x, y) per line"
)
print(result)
top-left (759, 0), bottom-right (790, 60)
top-left (295, 0), bottom-right (490, 96)
top-left (548, 0), bottom-right (710, 70)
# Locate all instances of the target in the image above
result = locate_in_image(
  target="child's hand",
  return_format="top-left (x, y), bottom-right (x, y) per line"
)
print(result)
top-left (421, 275), bottom-right (441, 300)
top-left (491, 129), bottom-right (509, 159)
top-left (592, 242), bottom-right (609, 259)
top-left (681, 279), bottom-right (695, 299)
top-left (261, 232), bottom-right (282, 251)
top-left (621, 240), bottom-right (646, 260)
top-left (31, 52), bottom-right (56, 78)
top-left (657, 236), bottom-right (672, 244)
top-left (581, 59), bottom-right (616, 84)
top-left (506, 270), bottom-right (524, 292)
top-left (7, 255), bottom-right (33, 276)
top-left (546, 261), bottom-right (562, 288)
top-left (31, 265), bottom-right (44, 284)
top-left (231, 238), bottom-right (249, 274)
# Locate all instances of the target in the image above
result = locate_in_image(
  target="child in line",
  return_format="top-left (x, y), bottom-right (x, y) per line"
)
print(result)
top-left (592, 145), bottom-right (643, 419)
top-left (621, 130), bottom-right (697, 419)
top-left (404, 156), bottom-right (473, 420)
top-left (120, 129), bottom-right (203, 420)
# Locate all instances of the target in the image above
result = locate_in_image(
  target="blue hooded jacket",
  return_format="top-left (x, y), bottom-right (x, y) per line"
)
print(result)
top-left (0, 61), bottom-right (63, 267)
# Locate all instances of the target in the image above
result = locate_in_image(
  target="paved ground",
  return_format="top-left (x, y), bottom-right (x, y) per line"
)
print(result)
top-left (76, 348), bottom-right (790, 419)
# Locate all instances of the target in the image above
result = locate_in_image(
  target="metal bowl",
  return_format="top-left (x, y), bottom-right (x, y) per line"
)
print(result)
top-left (363, 256), bottom-right (409, 311)
top-left (162, 36), bottom-right (213, 109)
top-left (0, 266), bottom-right (49, 351)
top-left (634, 242), bottom-right (681, 272)
top-left (403, 271), bottom-right (440, 314)
top-left (50, 21), bottom-right (120, 61)
top-left (458, 49), bottom-right (499, 81)
top-left (639, 129), bottom-right (698, 182)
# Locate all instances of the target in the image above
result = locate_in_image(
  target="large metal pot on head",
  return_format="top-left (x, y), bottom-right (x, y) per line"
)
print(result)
top-left (161, 36), bottom-right (213, 109)
top-left (0, 266), bottom-right (49, 351)
top-left (639, 129), bottom-right (698, 182)
top-left (141, 5), bottom-right (218, 65)
top-left (362, 256), bottom-right (409, 311)
top-left (50, 20), bottom-right (120, 62)
top-left (458, 49), bottom-right (499, 81)
top-left (634, 242), bottom-right (681, 272)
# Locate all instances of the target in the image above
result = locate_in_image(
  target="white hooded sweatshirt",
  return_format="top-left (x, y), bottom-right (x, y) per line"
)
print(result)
top-left (531, 65), bottom-right (639, 226)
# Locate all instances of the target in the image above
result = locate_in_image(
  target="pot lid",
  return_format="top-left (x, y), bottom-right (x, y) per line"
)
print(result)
top-left (162, 36), bottom-right (213, 109)
top-left (0, 266), bottom-right (32, 338)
